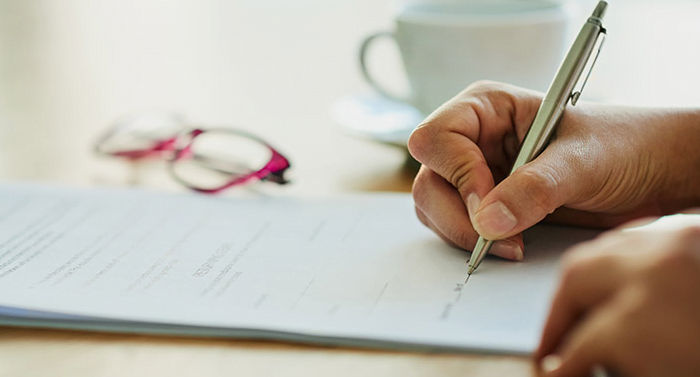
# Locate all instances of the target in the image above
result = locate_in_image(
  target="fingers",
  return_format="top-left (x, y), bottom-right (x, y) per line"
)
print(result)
top-left (539, 220), bottom-right (700, 377)
top-left (413, 166), bottom-right (524, 260)
top-left (537, 231), bottom-right (644, 376)
top-left (412, 167), bottom-right (473, 247)
top-left (408, 108), bottom-right (496, 209)
top-left (409, 82), bottom-right (541, 204)
top-left (409, 82), bottom-right (543, 244)
top-left (414, 206), bottom-right (460, 249)
top-left (536, 249), bottom-right (627, 359)
top-left (540, 304), bottom-right (618, 377)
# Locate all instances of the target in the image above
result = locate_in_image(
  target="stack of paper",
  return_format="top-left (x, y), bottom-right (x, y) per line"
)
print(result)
top-left (0, 185), bottom-right (597, 354)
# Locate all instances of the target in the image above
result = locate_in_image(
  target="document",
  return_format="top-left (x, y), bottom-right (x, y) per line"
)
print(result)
top-left (0, 185), bottom-right (598, 354)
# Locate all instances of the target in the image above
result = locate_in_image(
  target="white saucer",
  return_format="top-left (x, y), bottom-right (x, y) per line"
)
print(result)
top-left (331, 93), bottom-right (425, 147)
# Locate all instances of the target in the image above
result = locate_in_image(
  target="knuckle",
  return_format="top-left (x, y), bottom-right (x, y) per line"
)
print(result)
top-left (461, 80), bottom-right (525, 107)
top-left (616, 286), bottom-right (648, 318)
top-left (619, 216), bottom-right (659, 230)
top-left (559, 255), bottom-right (589, 288)
top-left (674, 224), bottom-right (700, 243)
top-left (463, 80), bottom-right (505, 94)
top-left (680, 207), bottom-right (700, 215)
top-left (654, 232), bottom-right (700, 271)
top-left (560, 251), bottom-right (611, 288)
top-left (448, 225), bottom-right (478, 251)
top-left (445, 150), bottom-right (482, 197)
top-left (624, 298), bottom-right (649, 323)
top-left (407, 124), bottom-right (434, 161)
top-left (411, 168), bottom-right (432, 209)
top-left (515, 164), bottom-right (561, 215)
top-left (562, 241), bottom-right (593, 260)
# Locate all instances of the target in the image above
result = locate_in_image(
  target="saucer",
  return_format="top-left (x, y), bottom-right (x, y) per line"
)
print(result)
top-left (331, 93), bottom-right (425, 147)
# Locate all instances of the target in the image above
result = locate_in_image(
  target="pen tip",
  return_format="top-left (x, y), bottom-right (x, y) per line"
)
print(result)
top-left (464, 267), bottom-right (474, 284)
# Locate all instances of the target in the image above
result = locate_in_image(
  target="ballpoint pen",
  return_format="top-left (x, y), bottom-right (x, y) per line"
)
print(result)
top-left (465, 1), bottom-right (608, 281)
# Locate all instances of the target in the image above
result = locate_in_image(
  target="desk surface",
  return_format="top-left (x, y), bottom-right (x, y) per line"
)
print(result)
top-left (1, 1), bottom-right (699, 376)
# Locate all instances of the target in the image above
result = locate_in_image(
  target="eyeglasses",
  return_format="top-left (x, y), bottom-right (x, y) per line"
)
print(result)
top-left (94, 112), bottom-right (291, 194)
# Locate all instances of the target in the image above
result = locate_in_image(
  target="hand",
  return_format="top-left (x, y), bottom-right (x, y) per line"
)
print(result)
top-left (408, 81), bottom-right (700, 259)
top-left (536, 210), bottom-right (700, 377)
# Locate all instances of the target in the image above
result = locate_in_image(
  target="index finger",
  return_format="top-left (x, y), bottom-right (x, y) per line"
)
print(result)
top-left (408, 81), bottom-right (542, 211)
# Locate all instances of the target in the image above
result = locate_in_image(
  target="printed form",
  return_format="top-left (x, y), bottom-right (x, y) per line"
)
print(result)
top-left (0, 185), bottom-right (598, 354)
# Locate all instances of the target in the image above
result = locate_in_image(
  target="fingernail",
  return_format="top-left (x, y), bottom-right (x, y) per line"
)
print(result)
top-left (541, 354), bottom-right (562, 374)
top-left (489, 240), bottom-right (523, 261)
top-left (467, 193), bottom-right (480, 220)
top-left (474, 201), bottom-right (517, 238)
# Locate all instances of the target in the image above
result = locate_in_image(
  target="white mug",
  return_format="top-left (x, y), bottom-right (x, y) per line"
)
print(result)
top-left (359, 0), bottom-right (577, 115)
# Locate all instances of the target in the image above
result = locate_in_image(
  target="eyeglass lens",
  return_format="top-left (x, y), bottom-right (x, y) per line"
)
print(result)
top-left (171, 130), bottom-right (275, 190)
top-left (97, 113), bottom-right (186, 157)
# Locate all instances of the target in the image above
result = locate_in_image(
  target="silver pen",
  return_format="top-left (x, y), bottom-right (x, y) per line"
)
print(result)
top-left (465, 1), bottom-right (608, 280)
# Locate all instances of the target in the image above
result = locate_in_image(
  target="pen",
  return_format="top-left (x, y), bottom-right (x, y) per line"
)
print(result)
top-left (465, 1), bottom-right (608, 280)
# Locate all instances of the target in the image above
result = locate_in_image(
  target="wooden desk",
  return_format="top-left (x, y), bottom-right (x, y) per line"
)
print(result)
top-left (1, 1), bottom-right (699, 376)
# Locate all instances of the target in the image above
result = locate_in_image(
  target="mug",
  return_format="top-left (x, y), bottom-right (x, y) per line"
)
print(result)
top-left (359, 0), bottom-right (577, 115)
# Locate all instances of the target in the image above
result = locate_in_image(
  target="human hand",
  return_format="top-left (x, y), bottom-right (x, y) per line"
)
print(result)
top-left (536, 210), bottom-right (700, 377)
top-left (408, 81), bottom-right (700, 259)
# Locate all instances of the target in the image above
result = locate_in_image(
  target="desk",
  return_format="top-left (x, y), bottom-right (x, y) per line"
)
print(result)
top-left (1, 1), bottom-right (699, 376)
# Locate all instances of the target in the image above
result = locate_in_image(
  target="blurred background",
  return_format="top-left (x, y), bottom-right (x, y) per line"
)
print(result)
top-left (0, 0), bottom-right (699, 194)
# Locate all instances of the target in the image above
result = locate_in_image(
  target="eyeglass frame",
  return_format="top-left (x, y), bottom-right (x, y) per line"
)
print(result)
top-left (94, 120), bottom-right (291, 194)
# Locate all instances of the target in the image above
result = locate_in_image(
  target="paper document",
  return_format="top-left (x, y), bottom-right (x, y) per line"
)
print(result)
top-left (0, 185), bottom-right (597, 354)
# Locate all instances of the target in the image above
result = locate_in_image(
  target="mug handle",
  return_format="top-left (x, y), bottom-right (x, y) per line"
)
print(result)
top-left (359, 31), bottom-right (409, 103)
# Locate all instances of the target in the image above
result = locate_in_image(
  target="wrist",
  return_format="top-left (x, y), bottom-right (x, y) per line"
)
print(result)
top-left (651, 108), bottom-right (700, 213)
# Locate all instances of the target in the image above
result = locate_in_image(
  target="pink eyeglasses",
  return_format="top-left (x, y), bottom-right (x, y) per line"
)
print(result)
top-left (94, 113), bottom-right (291, 194)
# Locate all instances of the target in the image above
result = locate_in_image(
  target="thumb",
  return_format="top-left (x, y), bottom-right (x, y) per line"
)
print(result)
top-left (471, 148), bottom-right (582, 240)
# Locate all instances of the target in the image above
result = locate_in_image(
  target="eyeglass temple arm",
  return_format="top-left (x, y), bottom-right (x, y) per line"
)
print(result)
top-left (260, 149), bottom-right (291, 185)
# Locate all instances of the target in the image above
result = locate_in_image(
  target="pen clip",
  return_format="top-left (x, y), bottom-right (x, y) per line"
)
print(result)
top-left (570, 27), bottom-right (607, 106)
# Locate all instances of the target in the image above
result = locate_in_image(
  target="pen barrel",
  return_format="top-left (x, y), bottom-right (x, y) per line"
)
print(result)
top-left (545, 20), bottom-right (602, 105)
top-left (509, 12), bottom-right (604, 174)
top-left (509, 100), bottom-right (563, 174)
